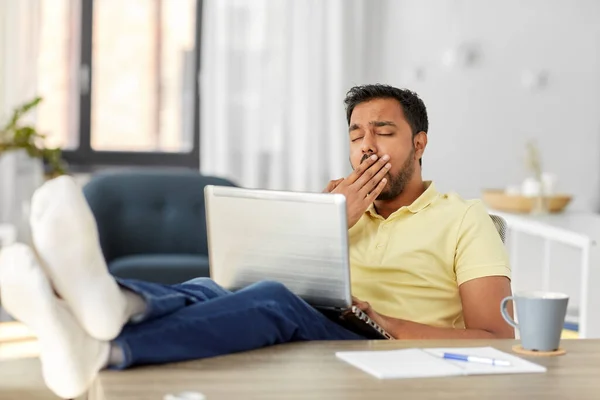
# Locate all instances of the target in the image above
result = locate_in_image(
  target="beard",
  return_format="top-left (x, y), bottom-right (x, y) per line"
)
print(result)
top-left (360, 148), bottom-right (416, 201)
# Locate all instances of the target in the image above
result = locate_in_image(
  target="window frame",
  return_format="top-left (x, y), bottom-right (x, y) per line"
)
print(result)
top-left (61, 0), bottom-right (202, 170)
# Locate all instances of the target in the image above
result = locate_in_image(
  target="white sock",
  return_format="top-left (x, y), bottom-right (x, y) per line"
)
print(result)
top-left (0, 243), bottom-right (110, 399)
top-left (30, 175), bottom-right (131, 340)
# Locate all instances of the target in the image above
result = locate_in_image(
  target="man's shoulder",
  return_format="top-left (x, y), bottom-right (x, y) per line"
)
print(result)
top-left (426, 191), bottom-right (498, 237)
top-left (432, 192), bottom-right (500, 244)
top-left (432, 190), bottom-right (487, 217)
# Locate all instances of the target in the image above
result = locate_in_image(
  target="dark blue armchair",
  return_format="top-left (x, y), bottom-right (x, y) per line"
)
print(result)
top-left (83, 169), bottom-right (236, 284)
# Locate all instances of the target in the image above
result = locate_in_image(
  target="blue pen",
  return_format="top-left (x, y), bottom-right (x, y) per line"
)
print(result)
top-left (428, 351), bottom-right (512, 367)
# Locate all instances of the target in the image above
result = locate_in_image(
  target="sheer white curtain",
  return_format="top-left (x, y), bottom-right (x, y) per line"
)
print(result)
top-left (200, 0), bottom-right (372, 192)
top-left (0, 0), bottom-right (41, 120)
top-left (0, 0), bottom-right (43, 243)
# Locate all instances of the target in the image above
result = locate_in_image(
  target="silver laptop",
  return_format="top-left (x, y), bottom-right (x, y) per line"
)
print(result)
top-left (204, 185), bottom-right (393, 340)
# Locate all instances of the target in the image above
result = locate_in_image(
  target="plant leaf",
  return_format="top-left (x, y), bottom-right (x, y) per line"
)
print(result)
top-left (0, 96), bottom-right (67, 176)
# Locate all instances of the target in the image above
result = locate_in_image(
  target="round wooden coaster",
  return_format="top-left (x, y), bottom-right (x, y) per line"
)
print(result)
top-left (512, 344), bottom-right (566, 356)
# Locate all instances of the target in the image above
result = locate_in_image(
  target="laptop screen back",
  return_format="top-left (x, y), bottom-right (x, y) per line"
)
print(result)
top-left (205, 185), bottom-right (352, 309)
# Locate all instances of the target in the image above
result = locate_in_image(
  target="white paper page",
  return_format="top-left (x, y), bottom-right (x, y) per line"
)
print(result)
top-left (424, 347), bottom-right (547, 375)
top-left (336, 348), bottom-right (464, 379)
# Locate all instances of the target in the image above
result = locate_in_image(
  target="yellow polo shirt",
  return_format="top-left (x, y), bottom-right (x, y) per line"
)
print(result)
top-left (349, 181), bottom-right (510, 329)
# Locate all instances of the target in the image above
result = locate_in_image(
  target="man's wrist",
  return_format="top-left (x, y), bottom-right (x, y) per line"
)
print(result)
top-left (377, 315), bottom-right (404, 338)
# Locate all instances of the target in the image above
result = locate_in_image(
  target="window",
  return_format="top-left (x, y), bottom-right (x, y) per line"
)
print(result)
top-left (36, 0), bottom-right (202, 169)
top-left (37, 0), bottom-right (80, 151)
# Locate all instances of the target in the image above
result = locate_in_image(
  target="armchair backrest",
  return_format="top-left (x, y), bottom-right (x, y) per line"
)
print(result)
top-left (489, 214), bottom-right (507, 244)
top-left (83, 169), bottom-right (236, 263)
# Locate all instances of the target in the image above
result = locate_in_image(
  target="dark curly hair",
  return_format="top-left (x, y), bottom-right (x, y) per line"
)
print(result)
top-left (344, 84), bottom-right (428, 165)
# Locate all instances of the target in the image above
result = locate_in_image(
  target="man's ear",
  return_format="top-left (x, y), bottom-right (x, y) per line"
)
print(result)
top-left (414, 131), bottom-right (427, 160)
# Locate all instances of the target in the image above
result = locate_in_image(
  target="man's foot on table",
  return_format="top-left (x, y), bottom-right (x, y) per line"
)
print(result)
top-left (0, 243), bottom-right (110, 399)
top-left (30, 175), bottom-right (129, 341)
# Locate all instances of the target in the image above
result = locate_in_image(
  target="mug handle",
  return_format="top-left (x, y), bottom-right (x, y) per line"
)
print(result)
top-left (500, 296), bottom-right (518, 329)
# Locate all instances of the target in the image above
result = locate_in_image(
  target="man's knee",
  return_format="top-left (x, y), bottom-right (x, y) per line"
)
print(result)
top-left (251, 280), bottom-right (294, 300)
top-left (184, 277), bottom-right (215, 286)
top-left (181, 277), bottom-right (225, 294)
top-left (179, 277), bottom-right (230, 298)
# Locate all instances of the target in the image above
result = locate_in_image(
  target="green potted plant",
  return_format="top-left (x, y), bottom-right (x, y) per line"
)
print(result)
top-left (0, 97), bottom-right (68, 244)
top-left (0, 96), bottom-right (67, 177)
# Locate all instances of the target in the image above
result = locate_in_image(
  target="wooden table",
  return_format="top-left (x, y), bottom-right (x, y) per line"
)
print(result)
top-left (90, 339), bottom-right (600, 400)
top-left (0, 322), bottom-right (59, 400)
top-left (0, 358), bottom-right (60, 400)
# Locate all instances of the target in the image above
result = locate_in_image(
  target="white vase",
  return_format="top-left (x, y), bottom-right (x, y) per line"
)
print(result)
top-left (521, 177), bottom-right (542, 197)
top-left (0, 149), bottom-right (44, 244)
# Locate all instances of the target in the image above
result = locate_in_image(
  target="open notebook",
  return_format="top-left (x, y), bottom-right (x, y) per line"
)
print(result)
top-left (336, 347), bottom-right (546, 379)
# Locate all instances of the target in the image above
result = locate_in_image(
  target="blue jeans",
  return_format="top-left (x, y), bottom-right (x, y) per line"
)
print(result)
top-left (111, 278), bottom-right (364, 368)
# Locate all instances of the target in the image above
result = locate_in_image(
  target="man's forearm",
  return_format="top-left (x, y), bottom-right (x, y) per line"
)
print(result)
top-left (386, 318), bottom-right (514, 340)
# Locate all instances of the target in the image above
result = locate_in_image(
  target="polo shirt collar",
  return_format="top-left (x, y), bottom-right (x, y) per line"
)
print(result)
top-left (366, 181), bottom-right (438, 218)
top-left (407, 181), bottom-right (438, 213)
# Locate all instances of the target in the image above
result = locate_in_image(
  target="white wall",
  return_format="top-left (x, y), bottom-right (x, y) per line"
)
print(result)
top-left (374, 0), bottom-right (600, 212)
top-left (0, 0), bottom-right (41, 123)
